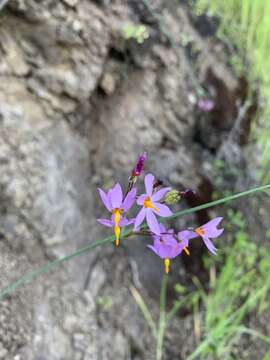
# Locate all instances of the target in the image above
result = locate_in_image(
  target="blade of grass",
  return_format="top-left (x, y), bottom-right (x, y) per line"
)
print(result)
top-left (130, 285), bottom-right (157, 338)
top-left (237, 326), bottom-right (270, 345)
top-left (166, 293), bottom-right (194, 322)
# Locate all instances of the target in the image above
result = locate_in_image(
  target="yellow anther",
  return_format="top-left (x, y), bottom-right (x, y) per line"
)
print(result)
top-left (195, 227), bottom-right (205, 236)
top-left (143, 197), bottom-right (158, 212)
top-left (112, 208), bottom-right (122, 247)
top-left (114, 225), bottom-right (120, 246)
top-left (164, 258), bottom-right (170, 274)
top-left (184, 247), bottom-right (190, 256)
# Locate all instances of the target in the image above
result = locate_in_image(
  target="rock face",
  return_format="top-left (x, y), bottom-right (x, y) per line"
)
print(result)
top-left (0, 0), bottom-right (258, 359)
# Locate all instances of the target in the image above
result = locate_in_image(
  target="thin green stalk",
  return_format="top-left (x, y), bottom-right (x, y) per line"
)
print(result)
top-left (0, 235), bottom-right (114, 301)
top-left (156, 274), bottom-right (168, 360)
top-left (237, 327), bottom-right (270, 345)
top-left (164, 183), bottom-right (270, 222)
top-left (166, 293), bottom-right (193, 322)
top-left (130, 285), bottom-right (157, 338)
top-left (0, 183), bottom-right (269, 301)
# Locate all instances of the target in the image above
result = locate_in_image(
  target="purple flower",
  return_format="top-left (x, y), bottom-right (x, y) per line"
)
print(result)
top-left (134, 173), bottom-right (173, 235)
top-left (147, 224), bottom-right (185, 273)
top-left (198, 99), bottom-right (215, 112)
top-left (97, 183), bottom-right (137, 246)
top-left (132, 152), bottom-right (147, 177)
top-left (178, 217), bottom-right (224, 255)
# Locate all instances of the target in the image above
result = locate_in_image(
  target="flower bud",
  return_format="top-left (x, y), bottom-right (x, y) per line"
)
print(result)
top-left (164, 190), bottom-right (181, 205)
top-left (132, 152), bottom-right (147, 177)
top-left (180, 189), bottom-right (195, 197)
top-left (153, 179), bottom-right (163, 189)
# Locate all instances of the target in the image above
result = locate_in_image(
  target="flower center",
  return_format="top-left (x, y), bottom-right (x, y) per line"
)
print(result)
top-left (112, 208), bottom-right (122, 224)
top-left (164, 258), bottom-right (170, 273)
top-left (112, 208), bottom-right (122, 246)
top-left (143, 197), bottom-right (158, 212)
top-left (195, 227), bottom-right (205, 236)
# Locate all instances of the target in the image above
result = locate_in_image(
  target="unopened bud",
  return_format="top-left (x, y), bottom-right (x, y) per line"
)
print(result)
top-left (164, 190), bottom-right (181, 205)
top-left (180, 189), bottom-right (195, 197)
top-left (153, 179), bottom-right (163, 189)
top-left (132, 152), bottom-right (147, 177)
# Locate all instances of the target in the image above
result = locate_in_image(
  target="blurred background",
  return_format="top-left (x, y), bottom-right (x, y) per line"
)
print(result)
top-left (0, 0), bottom-right (270, 359)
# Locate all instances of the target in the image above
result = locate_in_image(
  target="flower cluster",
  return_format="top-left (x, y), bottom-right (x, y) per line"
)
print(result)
top-left (98, 153), bottom-right (224, 273)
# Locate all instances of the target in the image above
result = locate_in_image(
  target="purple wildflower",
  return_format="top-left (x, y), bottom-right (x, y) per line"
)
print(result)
top-left (147, 224), bottom-right (185, 273)
top-left (198, 99), bottom-right (215, 112)
top-left (97, 183), bottom-right (137, 246)
top-left (134, 173), bottom-right (173, 235)
top-left (132, 151), bottom-right (147, 177)
top-left (178, 217), bottom-right (224, 255)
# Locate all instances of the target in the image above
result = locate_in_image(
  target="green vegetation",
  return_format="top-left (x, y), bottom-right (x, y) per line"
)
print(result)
top-left (131, 207), bottom-right (270, 359)
top-left (192, 0), bottom-right (270, 182)
top-left (187, 209), bottom-right (270, 359)
top-left (122, 23), bottom-right (149, 44)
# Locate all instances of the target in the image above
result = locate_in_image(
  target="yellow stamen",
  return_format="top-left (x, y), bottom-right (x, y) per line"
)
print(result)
top-left (184, 247), bottom-right (190, 256)
top-left (195, 227), bottom-right (205, 236)
top-left (112, 208), bottom-right (122, 246)
top-left (143, 197), bottom-right (158, 212)
top-left (164, 258), bottom-right (170, 273)
top-left (114, 225), bottom-right (120, 246)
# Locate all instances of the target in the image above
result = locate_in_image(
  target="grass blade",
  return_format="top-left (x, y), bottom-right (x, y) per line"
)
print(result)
top-left (130, 285), bottom-right (157, 338)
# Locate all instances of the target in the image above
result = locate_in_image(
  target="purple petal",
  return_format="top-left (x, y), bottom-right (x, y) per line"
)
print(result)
top-left (98, 188), bottom-right (112, 211)
top-left (134, 207), bottom-right (146, 230)
top-left (110, 183), bottom-right (123, 209)
top-left (97, 218), bottom-right (113, 227)
top-left (146, 209), bottom-right (160, 235)
top-left (154, 203), bottom-right (173, 217)
top-left (177, 230), bottom-right (198, 243)
top-left (147, 244), bottom-right (159, 256)
top-left (202, 237), bottom-right (218, 255)
top-left (198, 99), bottom-right (215, 112)
top-left (178, 235), bottom-right (190, 250)
top-left (159, 223), bottom-right (167, 234)
top-left (201, 217), bottom-right (224, 238)
top-left (155, 241), bottom-right (182, 259)
top-left (119, 217), bottom-right (135, 227)
top-left (162, 233), bottom-right (177, 245)
top-left (122, 187), bottom-right (137, 212)
top-left (165, 244), bottom-right (183, 259)
top-left (151, 187), bottom-right (171, 202)
top-left (144, 173), bottom-right (155, 196)
top-left (137, 194), bottom-right (147, 205)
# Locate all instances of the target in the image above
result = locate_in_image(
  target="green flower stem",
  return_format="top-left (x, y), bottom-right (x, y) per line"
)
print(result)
top-left (0, 235), bottom-right (114, 301)
top-left (156, 273), bottom-right (168, 360)
top-left (0, 183), bottom-right (269, 301)
top-left (163, 183), bottom-right (270, 222)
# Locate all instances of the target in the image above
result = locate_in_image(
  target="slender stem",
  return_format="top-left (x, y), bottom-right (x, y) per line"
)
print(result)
top-left (0, 183), bottom-right (269, 300)
top-left (166, 293), bottom-right (193, 322)
top-left (156, 274), bottom-right (168, 360)
top-left (130, 285), bottom-right (157, 338)
top-left (0, 235), bottom-right (114, 301)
